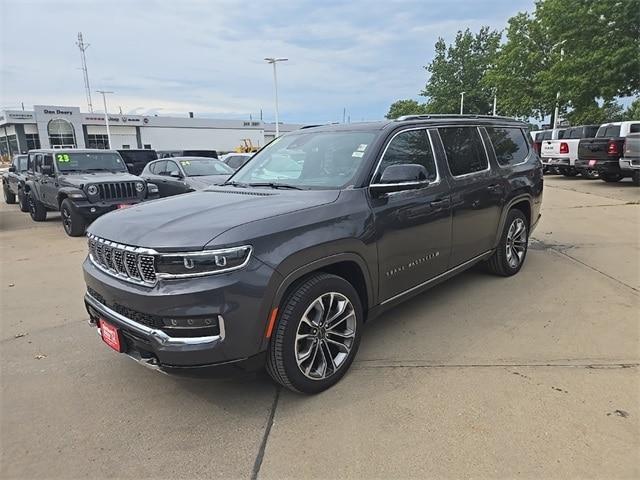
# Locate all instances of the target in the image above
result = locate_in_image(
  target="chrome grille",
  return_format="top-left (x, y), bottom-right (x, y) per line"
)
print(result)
top-left (87, 234), bottom-right (156, 286)
top-left (97, 182), bottom-right (138, 201)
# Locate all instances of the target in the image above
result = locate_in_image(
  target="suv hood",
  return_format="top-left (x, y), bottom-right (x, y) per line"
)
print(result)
top-left (186, 175), bottom-right (231, 190)
top-left (59, 172), bottom-right (142, 187)
top-left (87, 187), bottom-right (340, 250)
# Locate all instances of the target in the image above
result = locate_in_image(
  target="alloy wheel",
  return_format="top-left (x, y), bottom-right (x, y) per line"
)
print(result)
top-left (506, 218), bottom-right (527, 269)
top-left (62, 207), bottom-right (72, 234)
top-left (294, 292), bottom-right (356, 380)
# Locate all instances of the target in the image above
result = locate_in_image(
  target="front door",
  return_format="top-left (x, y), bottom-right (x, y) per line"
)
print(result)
top-left (371, 128), bottom-right (452, 302)
top-left (435, 126), bottom-right (503, 267)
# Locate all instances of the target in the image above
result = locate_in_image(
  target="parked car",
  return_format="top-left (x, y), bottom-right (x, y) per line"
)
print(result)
top-left (576, 121), bottom-right (640, 182)
top-left (220, 152), bottom-right (253, 171)
top-left (83, 115), bottom-right (542, 394)
top-left (619, 132), bottom-right (640, 186)
top-left (2, 154), bottom-right (30, 211)
top-left (535, 128), bottom-right (566, 173)
top-left (24, 149), bottom-right (159, 236)
top-left (158, 149), bottom-right (219, 159)
top-left (117, 149), bottom-right (158, 176)
top-left (540, 125), bottom-right (599, 177)
top-left (140, 157), bottom-right (233, 197)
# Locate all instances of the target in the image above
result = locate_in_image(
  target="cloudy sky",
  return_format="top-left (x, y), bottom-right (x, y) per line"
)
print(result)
top-left (1, 0), bottom-right (533, 123)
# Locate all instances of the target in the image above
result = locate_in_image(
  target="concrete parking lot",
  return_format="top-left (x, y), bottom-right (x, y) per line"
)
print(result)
top-left (1, 177), bottom-right (638, 479)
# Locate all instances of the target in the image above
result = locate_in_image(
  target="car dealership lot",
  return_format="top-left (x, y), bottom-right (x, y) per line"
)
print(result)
top-left (1, 177), bottom-right (638, 479)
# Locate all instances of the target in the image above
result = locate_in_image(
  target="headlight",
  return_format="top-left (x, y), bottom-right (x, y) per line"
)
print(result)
top-left (135, 182), bottom-right (145, 192)
top-left (86, 184), bottom-right (98, 196)
top-left (156, 246), bottom-right (252, 278)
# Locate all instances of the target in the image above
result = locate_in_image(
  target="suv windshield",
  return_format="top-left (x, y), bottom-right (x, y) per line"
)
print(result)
top-left (55, 152), bottom-right (127, 172)
top-left (230, 131), bottom-right (377, 189)
top-left (178, 158), bottom-right (233, 176)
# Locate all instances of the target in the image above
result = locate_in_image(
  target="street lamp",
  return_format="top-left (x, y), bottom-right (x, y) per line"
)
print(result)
top-left (264, 57), bottom-right (288, 137)
top-left (551, 40), bottom-right (567, 129)
top-left (459, 92), bottom-right (465, 115)
top-left (96, 90), bottom-right (114, 148)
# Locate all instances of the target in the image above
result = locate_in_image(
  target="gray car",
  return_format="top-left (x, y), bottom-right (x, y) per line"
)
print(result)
top-left (140, 157), bottom-right (233, 197)
top-left (83, 115), bottom-right (543, 394)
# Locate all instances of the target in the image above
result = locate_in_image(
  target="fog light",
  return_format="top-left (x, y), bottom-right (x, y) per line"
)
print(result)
top-left (90, 207), bottom-right (96, 213)
top-left (162, 317), bottom-right (218, 329)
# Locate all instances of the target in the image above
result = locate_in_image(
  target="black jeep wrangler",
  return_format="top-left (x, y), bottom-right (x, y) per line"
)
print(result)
top-left (2, 154), bottom-right (30, 212)
top-left (24, 149), bottom-right (159, 236)
top-left (83, 115), bottom-right (543, 394)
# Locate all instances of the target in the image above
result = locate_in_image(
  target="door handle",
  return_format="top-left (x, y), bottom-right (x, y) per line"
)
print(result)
top-left (430, 198), bottom-right (450, 208)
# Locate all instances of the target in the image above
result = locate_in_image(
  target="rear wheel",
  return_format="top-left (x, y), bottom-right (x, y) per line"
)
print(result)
top-left (266, 273), bottom-right (363, 394)
top-left (3, 184), bottom-right (16, 204)
top-left (486, 209), bottom-right (528, 277)
top-left (28, 193), bottom-right (47, 222)
top-left (60, 199), bottom-right (87, 236)
top-left (601, 173), bottom-right (622, 183)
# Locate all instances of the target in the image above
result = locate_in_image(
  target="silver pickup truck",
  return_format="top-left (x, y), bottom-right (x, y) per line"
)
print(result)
top-left (619, 132), bottom-right (640, 186)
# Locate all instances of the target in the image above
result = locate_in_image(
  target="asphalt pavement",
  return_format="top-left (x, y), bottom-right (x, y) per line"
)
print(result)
top-left (1, 176), bottom-right (638, 479)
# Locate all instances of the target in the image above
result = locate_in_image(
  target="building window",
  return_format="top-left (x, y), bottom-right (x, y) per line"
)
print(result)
top-left (26, 133), bottom-right (41, 150)
top-left (1, 134), bottom-right (20, 156)
top-left (121, 144), bottom-right (130, 149)
top-left (86, 134), bottom-right (110, 149)
top-left (48, 119), bottom-right (76, 147)
top-left (144, 144), bottom-right (152, 149)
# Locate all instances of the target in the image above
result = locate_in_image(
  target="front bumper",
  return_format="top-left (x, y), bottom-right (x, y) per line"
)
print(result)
top-left (83, 255), bottom-right (282, 370)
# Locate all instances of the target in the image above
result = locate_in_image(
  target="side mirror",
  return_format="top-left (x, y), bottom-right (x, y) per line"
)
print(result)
top-left (8, 166), bottom-right (16, 173)
top-left (170, 170), bottom-right (182, 178)
top-left (41, 165), bottom-right (54, 176)
top-left (370, 164), bottom-right (429, 195)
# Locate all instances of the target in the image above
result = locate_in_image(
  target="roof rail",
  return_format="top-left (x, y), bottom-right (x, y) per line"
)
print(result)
top-left (395, 113), bottom-right (517, 122)
top-left (299, 124), bottom-right (322, 129)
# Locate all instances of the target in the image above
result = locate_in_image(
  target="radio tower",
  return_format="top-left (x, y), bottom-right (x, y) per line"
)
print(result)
top-left (76, 32), bottom-right (94, 112)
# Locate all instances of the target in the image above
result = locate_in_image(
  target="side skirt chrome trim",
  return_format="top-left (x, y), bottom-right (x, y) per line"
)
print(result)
top-left (380, 250), bottom-right (493, 305)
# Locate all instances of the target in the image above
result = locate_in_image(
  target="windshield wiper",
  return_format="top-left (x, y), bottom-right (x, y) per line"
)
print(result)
top-left (223, 180), bottom-right (249, 188)
top-left (246, 182), bottom-right (303, 190)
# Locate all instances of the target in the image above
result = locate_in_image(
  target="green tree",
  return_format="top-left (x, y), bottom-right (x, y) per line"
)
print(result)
top-left (385, 99), bottom-right (428, 119)
top-left (420, 27), bottom-right (501, 115)
top-left (623, 98), bottom-right (640, 121)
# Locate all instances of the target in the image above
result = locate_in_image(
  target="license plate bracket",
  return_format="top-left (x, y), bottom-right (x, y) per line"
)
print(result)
top-left (99, 319), bottom-right (123, 352)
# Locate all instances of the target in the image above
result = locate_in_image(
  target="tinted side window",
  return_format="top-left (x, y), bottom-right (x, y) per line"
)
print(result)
top-left (486, 127), bottom-right (529, 166)
top-left (35, 154), bottom-right (43, 173)
top-left (439, 127), bottom-right (488, 176)
top-left (604, 125), bottom-right (621, 137)
top-left (148, 161), bottom-right (162, 174)
top-left (375, 129), bottom-right (437, 182)
top-left (541, 131), bottom-right (552, 140)
top-left (165, 161), bottom-right (179, 175)
top-left (630, 123), bottom-right (640, 133)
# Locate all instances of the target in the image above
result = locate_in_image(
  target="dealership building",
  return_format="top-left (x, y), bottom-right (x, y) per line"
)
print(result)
top-left (0, 105), bottom-right (302, 157)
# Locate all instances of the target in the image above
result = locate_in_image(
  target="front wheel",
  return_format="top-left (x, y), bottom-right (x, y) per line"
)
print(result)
top-left (486, 209), bottom-right (529, 277)
top-left (3, 184), bottom-right (16, 204)
top-left (266, 273), bottom-right (363, 394)
top-left (60, 199), bottom-right (87, 236)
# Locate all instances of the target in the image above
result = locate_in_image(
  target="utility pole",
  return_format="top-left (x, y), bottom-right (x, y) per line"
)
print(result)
top-left (264, 57), bottom-right (288, 137)
top-left (553, 47), bottom-right (565, 129)
top-left (492, 90), bottom-right (497, 116)
top-left (343, 107), bottom-right (346, 123)
top-left (96, 90), bottom-right (114, 148)
top-left (460, 92), bottom-right (465, 115)
top-left (77, 32), bottom-right (94, 112)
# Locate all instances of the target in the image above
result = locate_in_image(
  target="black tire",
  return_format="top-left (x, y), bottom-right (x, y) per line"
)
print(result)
top-left (266, 273), bottom-right (363, 394)
top-left (28, 192), bottom-right (47, 222)
top-left (601, 173), bottom-right (622, 183)
top-left (633, 171), bottom-right (640, 187)
top-left (3, 184), bottom-right (16, 204)
top-left (486, 209), bottom-right (529, 277)
top-left (18, 190), bottom-right (29, 212)
top-left (582, 170), bottom-right (599, 179)
top-left (562, 168), bottom-right (578, 177)
top-left (60, 198), bottom-right (87, 236)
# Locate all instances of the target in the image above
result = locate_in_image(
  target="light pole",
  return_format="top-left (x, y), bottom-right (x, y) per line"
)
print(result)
top-left (492, 89), bottom-right (497, 116)
top-left (551, 40), bottom-right (567, 129)
top-left (96, 90), bottom-right (114, 148)
top-left (460, 92), bottom-right (465, 115)
top-left (264, 57), bottom-right (288, 137)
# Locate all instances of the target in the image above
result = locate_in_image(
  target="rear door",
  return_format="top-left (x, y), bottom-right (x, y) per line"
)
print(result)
top-left (435, 126), bottom-right (503, 267)
top-left (161, 160), bottom-right (188, 196)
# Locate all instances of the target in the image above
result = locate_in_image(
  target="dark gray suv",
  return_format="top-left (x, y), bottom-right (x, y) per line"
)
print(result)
top-left (83, 115), bottom-right (543, 394)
